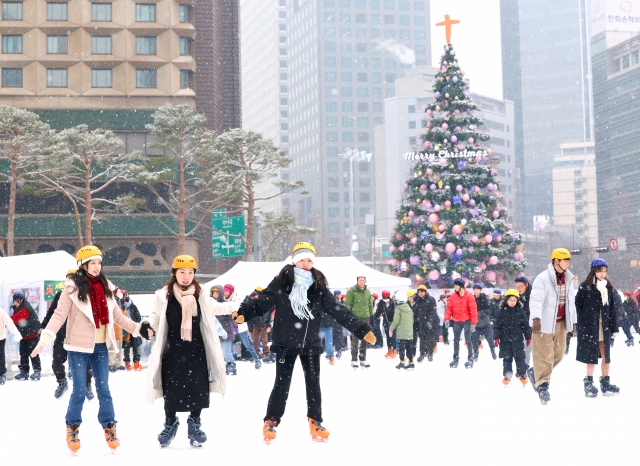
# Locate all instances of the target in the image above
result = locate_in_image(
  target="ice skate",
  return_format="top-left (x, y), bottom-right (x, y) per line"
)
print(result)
top-left (54, 379), bottom-right (68, 399)
top-left (104, 423), bottom-right (120, 451)
top-left (263, 419), bottom-right (277, 444)
top-left (490, 348), bottom-right (497, 360)
top-left (187, 416), bottom-right (207, 448)
top-left (502, 376), bottom-right (511, 386)
top-left (0, 375), bottom-right (5, 385)
top-left (14, 371), bottom-right (28, 381)
top-left (464, 358), bottom-right (474, 369)
top-left (395, 359), bottom-right (406, 370)
top-left (518, 376), bottom-right (528, 387)
top-left (124, 362), bottom-right (132, 371)
top-left (335, 350), bottom-right (342, 360)
top-left (66, 424), bottom-right (81, 454)
top-left (309, 418), bottom-right (330, 443)
top-left (417, 353), bottom-right (425, 363)
top-left (600, 376), bottom-right (620, 396)
top-left (351, 361), bottom-right (359, 370)
top-left (472, 351), bottom-right (479, 362)
top-left (328, 356), bottom-right (334, 366)
top-left (427, 353), bottom-right (433, 362)
top-left (360, 361), bottom-right (370, 369)
top-left (29, 370), bottom-right (41, 381)
top-left (85, 384), bottom-right (94, 401)
top-left (158, 418), bottom-right (179, 448)
top-left (383, 349), bottom-right (394, 359)
top-left (404, 361), bottom-right (415, 371)
top-left (255, 357), bottom-right (262, 369)
top-left (526, 367), bottom-right (537, 392)
top-left (226, 362), bottom-right (237, 375)
top-left (537, 383), bottom-right (550, 405)
top-left (449, 357), bottom-right (459, 368)
top-left (584, 376), bottom-right (598, 398)
top-left (134, 362), bottom-right (144, 371)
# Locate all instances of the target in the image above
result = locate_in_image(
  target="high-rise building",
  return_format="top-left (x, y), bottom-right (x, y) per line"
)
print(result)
top-left (591, 0), bottom-right (640, 285)
top-left (500, 0), bottom-right (593, 225)
top-left (0, 0), bottom-right (241, 287)
top-left (286, 0), bottom-right (431, 255)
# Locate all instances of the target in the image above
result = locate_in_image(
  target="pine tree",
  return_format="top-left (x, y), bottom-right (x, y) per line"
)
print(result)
top-left (390, 44), bottom-right (526, 287)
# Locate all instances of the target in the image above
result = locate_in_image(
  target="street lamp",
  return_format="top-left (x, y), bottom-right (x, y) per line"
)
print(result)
top-left (340, 147), bottom-right (373, 256)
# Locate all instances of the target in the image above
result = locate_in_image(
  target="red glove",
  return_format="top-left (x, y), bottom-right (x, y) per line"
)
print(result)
top-left (526, 339), bottom-right (531, 347)
top-left (494, 338), bottom-right (500, 347)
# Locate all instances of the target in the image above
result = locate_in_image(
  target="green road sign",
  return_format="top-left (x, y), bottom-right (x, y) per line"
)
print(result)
top-left (212, 215), bottom-right (246, 258)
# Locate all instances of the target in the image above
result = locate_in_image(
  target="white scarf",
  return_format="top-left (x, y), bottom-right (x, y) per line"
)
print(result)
top-left (289, 267), bottom-right (314, 320)
top-left (595, 279), bottom-right (609, 306)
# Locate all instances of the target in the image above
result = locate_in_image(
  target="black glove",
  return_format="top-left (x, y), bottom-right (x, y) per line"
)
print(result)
top-left (140, 321), bottom-right (155, 340)
top-left (444, 321), bottom-right (450, 329)
top-left (426, 322), bottom-right (433, 330)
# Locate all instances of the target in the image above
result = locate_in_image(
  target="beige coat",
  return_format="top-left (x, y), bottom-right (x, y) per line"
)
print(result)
top-left (42, 279), bottom-right (141, 353)
top-left (145, 287), bottom-right (240, 404)
top-left (0, 307), bottom-right (21, 341)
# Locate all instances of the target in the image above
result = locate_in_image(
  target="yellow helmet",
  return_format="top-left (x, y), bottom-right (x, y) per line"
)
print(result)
top-left (406, 289), bottom-right (416, 298)
top-left (66, 269), bottom-right (77, 276)
top-left (255, 286), bottom-right (264, 292)
top-left (291, 241), bottom-right (316, 264)
top-left (292, 241), bottom-right (316, 255)
top-left (551, 248), bottom-right (571, 260)
top-left (505, 289), bottom-right (520, 299)
top-left (76, 245), bottom-right (102, 266)
top-left (172, 255), bottom-right (197, 270)
top-left (417, 285), bottom-right (427, 291)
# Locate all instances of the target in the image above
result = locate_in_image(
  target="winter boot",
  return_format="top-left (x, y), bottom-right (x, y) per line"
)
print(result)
top-left (187, 416), bottom-right (207, 448)
top-left (54, 378), bottom-right (68, 399)
top-left (30, 370), bottom-right (41, 381)
top-left (427, 353), bottom-right (433, 362)
top-left (518, 376), bottom-right (528, 387)
top-left (158, 417), bottom-right (179, 447)
top-left (328, 356), bottom-right (335, 366)
top-left (600, 376), bottom-right (620, 396)
top-left (255, 357), bottom-right (262, 370)
top-left (124, 361), bottom-right (132, 371)
top-left (537, 382), bottom-right (551, 405)
top-left (384, 349), bottom-right (394, 359)
top-left (464, 358), bottom-right (474, 369)
top-left (0, 374), bottom-right (5, 385)
top-left (85, 383), bottom-right (95, 401)
top-left (405, 361), bottom-right (416, 371)
top-left (66, 424), bottom-right (81, 453)
top-left (351, 361), bottom-right (359, 370)
top-left (14, 371), bottom-right (29, 381)
top-left (134, 361), bottom-right (143, 371)
top-left (104, 423), bottom-right (120, 451)
top-left (395, 359), bottom-right (406, 370)
top-left (335, 350), bottom-right (342, 360)
top-left (417, 353), bottom-right (425, 363)
top-left (583, 376), bottom-right (598, 398)
top-left (449, 357), bottom-right (459, 368)
top-left (360, 361), bottom-right (370, 369)
top-left (472, 351), bottom-right (479, 362)
top-left (263, 419), bottom-right (278, 444)
top-left (309, 418), bottom-right (330, 442)
top-left (491, 348), bottom-right (497, 360)
top-left (227, 362), bottom-right (237, 376)
top-left (630, 339), bottom-right (635, 347)
top-left (109, 366), bottom-right (117, 373)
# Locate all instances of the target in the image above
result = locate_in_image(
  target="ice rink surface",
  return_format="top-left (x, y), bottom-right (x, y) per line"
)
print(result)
top-left (1, 337), bottom-right (636, 465)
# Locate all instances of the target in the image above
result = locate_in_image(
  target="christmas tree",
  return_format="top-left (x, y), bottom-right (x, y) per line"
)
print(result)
top-left (389, 43), bottom-right (526, 287)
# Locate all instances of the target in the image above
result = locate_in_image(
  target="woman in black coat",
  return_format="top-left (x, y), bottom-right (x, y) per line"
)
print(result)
top-left (237, 242), bottom-right (375, 444)
top-left (575, 259), bottom-right (620, 397)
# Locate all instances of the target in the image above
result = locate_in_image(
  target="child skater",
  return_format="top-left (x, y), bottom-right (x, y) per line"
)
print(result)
top-left (389, 290), bottom-right (414, 370)
top-left (237, 242), bottom-right (375, 443)
top-left (493, 289), bottom-right (531, 387)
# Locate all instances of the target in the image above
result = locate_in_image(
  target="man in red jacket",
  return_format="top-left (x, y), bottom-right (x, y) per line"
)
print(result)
top-left (444, 278), bottom-right (478, 368)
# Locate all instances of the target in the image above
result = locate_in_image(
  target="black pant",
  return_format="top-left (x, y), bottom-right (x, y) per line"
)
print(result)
top-left (420, 315), bottom-right (439, 355)
top-left (382, 318), bottom-right (396, 350)
top-left (123, 338), bottom-right (140, 363)
top-left (398, 339), bottom-right (416, 362)
top-left (503, 357), bottom-right (527, 378)
top-left (452, 321), bottom-right (472, 359)
top-left (370, 317), bottom-right (383, 347)
top-left (52, 337), bottom-right (93, 383)
top-left (265, 354), bottom-right (321, 424)
top-left (332, 321), bottom-right (347, 351)
top-left (620, 319), bottom-right (633, 339)
top-left (629, 319), bottom-right (640, 335)
top-left (0, 338), bottom-right (6, 376)
top-left (19, 337), bottom-right (41, 373)
top-left (472, 325), bottom-right (495, 350)
top-left (441, 323), bottom-right (449, 344)
top-left (165, 408), bottom-right (202, 424)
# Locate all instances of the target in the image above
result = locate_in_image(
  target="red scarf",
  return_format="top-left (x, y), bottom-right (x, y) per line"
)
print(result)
top-left (88, 276), bottom-right (110, 329)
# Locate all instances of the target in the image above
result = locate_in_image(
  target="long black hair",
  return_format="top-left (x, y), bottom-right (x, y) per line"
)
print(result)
top-left (581, 266), bottom-right (614, 294)
top-left (73, 266), bottom-right (114, 303)
top-left (278, 264), bottom-right (328, 292)
top-left (164, 269), bottom-right (202, 301)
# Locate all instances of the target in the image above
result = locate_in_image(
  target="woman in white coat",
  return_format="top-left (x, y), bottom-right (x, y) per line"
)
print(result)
top-left (0, 306), bottom-right (22, 385)
top-left (139, 255), bottom-right (240, 448)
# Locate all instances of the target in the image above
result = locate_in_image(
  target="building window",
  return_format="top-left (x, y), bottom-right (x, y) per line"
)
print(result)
top-left (329, 193), bottom-right (339, 202)
top-left (325, 71), bottom-right (337, 82)
top-left (357, 87), bottom-right (368, 97)
top-left (280, 72), bottom-right (287, 80)
top-left (325, 27), bottom-right (335, 37)
top-left (324, 0), bottom-right (334, 6)
top-left (279, 24), bottom-right (286, 31)
top-left (384, 0), bottom-right (394, 9)
top-left (135, 4), bottom-right (155, 22)
top-left (280, 97), bottom-right (288, 104)
top-left (342, 116), bottom-right (353, 127)
top-left (329, 208), bottom-right (339, 218)
top-left (341, 57), bottom-right (352, 67)
top-left (327, 116), bottom-right (338, 126)
top-left (325, 41), bottom-right (336, 52)
top-left (327, 177), bottom-right (339, 187)
top-left (279, 47), bottom-right (286, 56)
top-left (414, 1), bottom-right (425, 10)
top-left (360, 193), bottom-right (370, 202)
top-left (373, 102), bottom-right (382, 112)
top-left (356, 58), bottom-right (367, 68)
top-left (280, 110), bottom-right (288, 117)
top-left (341, 72), bottom-right (352, 82)
top-left (279, 85), bottom-right (287, 93)
top-left (372, 73), bottom-right (381, 83)
top-left (327, 132), bottom-right (338, 142)
top-left (2, 35), bottom-right (22, 53)
top-left (356, 43), bottom-right (367, 53)
top-left (340, 13), bottom-right (350, 22)
top-left (342, 87), bottom-right (352, 97)
top-left (326, 87), bottom-right (338, 96)
top-left (343, 132), bottom-right (354, 142)
top-left (415, 15), bottom-right (425, 25)
top-left (91, 36), bottom-right (112, 54)
top-left (1, 68), bottom-right (22, 86)
top-left (91, 69), bottom-right (112, 87)
top-left (384, 29), bottom-right (395, 38)
top-left (325, 12), bottom-right (335, 21)
top-left (384, 14), bottom-right (394, 24)
top-left (386, 88), bottom-right (394, 97)
top-left (136, 69), bottom-right (157, 88)
top-left (46, 35), bottom-right (67, 54)
top-left (344, 208), bottom-right (350, 218)
top-left (326, 101), bottom-right (337, 111)
top-left (340, 27), bottom-right (351, 37)
top-left (279, 60), bottom-right (287, 68)
top-left (408, 121), bottom-right (416, 129)
top-left (358, 117), bottom-right (369, 127)
top-left (359, 177), bottom-right (370, 187)
top-left (370, 13), bottom-right (380, 24)
top-left (1, 2), bottom-right (22, 20)
top-left (180, 37), bottom-right (193, 56)
top-left (136, 37), bottom-right (156, 55)
top-left (356, 15), bottom-right (366, 25)
top-left (385, 74), bottom-right (396, 83)
top-left (327, 147), bottom-right (338, 157)
top-left (46, 68), bottom-right (68, 87)
top-left (409, 136), bottom-right (416, 144)
top-left (372, 88), bottom-right (381, 98)
top-left (415, 45), bottom-right (426, 55)
top-left (327, 162), bottom-right (339, 172)
top-left (329, 223), bottom-right (340, 233)
top-left (325, 57), bottom-right (336, 66)
top-left (179, 4), bottom-right (192, 23)
top-left (279, 36), bottom-right (286, 43)
top-left (358, 132), bottom-right (369, 142)
top-left (47, 2), bottom-right (67, 20)
top-left (415, 30), bottom-right (425, 40)
top-left (180, 70), bottom-right (193, 89)
top-left (373, 117), bottom-right (382, 125)
top-left (371, 28), bottom-right (380, 38)
top-left (342, 101), bottom-right (353, 111)
top-left (341, 42), bottom-right (351, 52)
top-left (399, 29), bottom-right (410, 39)
top-left (92, 3), bottom-right (112, 21)
top-left (399, 15), bottom-right (409, 24)
top-left (280, 122), bottom-right (288, 130)
top-left (385, 59), bottom-right (396, 69)
top-left (358, 102), bottom-right (368, 111)
top-left (356, 0), bottom-right (365, 7)
top-left (340, 0), bottom-right (349, 6)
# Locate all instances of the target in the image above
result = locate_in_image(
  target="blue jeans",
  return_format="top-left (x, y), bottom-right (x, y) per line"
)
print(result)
top-left (66, 343), bottom-right (115, 428)
top-left (320, 326), bottom-right (334, 357)
top-left (220, 341), bottom-right (234, 363)
top-left (238, 331), bottom-right (259, 359)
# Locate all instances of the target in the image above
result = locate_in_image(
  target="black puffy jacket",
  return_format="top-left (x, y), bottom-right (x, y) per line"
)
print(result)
top-left (623, 298), bottom-right (638, 322)
top-left (11, 300), bottom-right (40, 338)
top-left (41, 291), bottom-right (64, 342)
top-left (238, 267), bottom-right (370, 355)
top-left (412, 294), bottom-right (438, 332)
top-left (475, 293), bottom-right (491, 327)
top-left (518, 285), bottom-right (532, 320)
top-left (493, 300), bottom-right (531, 359)
top-left (374, 299), bottom-right (395, 325)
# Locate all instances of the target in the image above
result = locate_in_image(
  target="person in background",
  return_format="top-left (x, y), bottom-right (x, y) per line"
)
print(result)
top-left (345, 276), bottom-right (374, 369)
top-left (515, 276), bottom-right (533, 365)
top-left (250, 286), bottom-right (273, 364)
top-left (444, 278), bottom-right (478, 369)
top-left (376, 290), bottom-right (396, 358)
top-left (471, 283), bottom-right (497, 362)
top-left (413, 285), bottom-right (438, 362)
top-left (41, 269), bottom-right (94, 398)
top-left (493, 289), bottom-right (531, 387)
top-left (369, 293), bottom-right (383, 349)
top-left (121, 290), bottom-right (142, 371)
top-left (438, 294), bottom-right (449, 345)
top-left (390, 290), bottom-right (415, 370)
top-left (331, 291), bottom-right (347, 359)
top-left (489, 289), bottom-right (502, 325)
top-left (211, 285), bottom-right (237, 376)
top-left (319, 306), bottom-right (337, 365)
top-left (11, 291), bottom-right (42, 381)
top-left (0, 304), bottom-right (21, 385)
top-left (621, 291), bottom-right (637, 346)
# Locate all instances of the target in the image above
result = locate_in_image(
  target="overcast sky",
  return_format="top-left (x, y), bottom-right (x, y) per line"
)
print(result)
top-left (430, 0), bottom-right (503, 100)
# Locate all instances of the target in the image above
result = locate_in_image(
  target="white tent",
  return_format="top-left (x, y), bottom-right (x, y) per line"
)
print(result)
top-left (202, 256), bottom-right (411, 300)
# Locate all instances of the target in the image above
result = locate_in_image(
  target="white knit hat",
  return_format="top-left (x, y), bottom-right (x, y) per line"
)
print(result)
top-left (291, 248), bottom-right (315, 265)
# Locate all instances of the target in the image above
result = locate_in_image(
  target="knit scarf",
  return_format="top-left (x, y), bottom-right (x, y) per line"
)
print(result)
top-left (596, 279), bottom-right (609, 306)
top-left (88, 276), bottom-right (109, 329)
top-left (289, 267), bottom-right (314, 320)
top-left (173, 284), bottom-right (198, 341)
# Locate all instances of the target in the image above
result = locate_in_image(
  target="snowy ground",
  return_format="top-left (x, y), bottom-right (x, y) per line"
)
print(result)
top-left (1, 336), bottom-right (637, 464)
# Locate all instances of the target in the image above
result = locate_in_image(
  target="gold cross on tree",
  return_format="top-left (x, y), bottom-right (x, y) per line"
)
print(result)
top-left (436, 15), bottom-right (460, 44)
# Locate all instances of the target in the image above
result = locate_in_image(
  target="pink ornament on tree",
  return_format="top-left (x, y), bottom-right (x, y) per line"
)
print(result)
top-left (408, 210), bottom-right (415, 217)
top-left (452, 225), bottom-right (463, 235)
top-left (445, 243), bottom-right (456, 254)
top-left (426, 168), bottom-right (433, 175)
top-left (434, 205), bottom-right (441, 212)
top-left (495, 235), bottom-right (502, 242)
top-left (428, 213), bottom-right (439, 224)
top-left (471, 235), bottom-right (479, 243)
top-left (426, 109), bottom-right (432, 115)
top-left (438, 224), bottom-right (446, 232)
top-left (468, 138), bottom-right (474, 144)
top-left (489, 256), bottom-right (498, 265)
top-left (411, 237), bottom-right (417, 245)
top-left (390, 259), bottom-right (398, 266)
top-left (485, 271), bottom-right (496, 282)
top-left (442, 123), bottom-right (449, 130)
top-left (480, 262), bottom-right (487, 270)
top-left (428, 270), bottom-right (440, 281)
top-left (424, 243), bottom-right (433, 252)
top-left (396, 233), bottom-right (403, 241)
top-left (399, 244), bottom-right (405, 251)
top-left (492, 211), bottom-right (499, 219)
top-left (462, 194), bottom-right (470, 202)
top-left (422, 200), bottom-right (428, 207)
top-left (444, 200), bottom-right (451, 208)
top-left (389, 245), bottom-right (396, 252)
top-left (420, 184), bottom-right (427, 191)
top-left (484, 234), bottom-right (493, 244)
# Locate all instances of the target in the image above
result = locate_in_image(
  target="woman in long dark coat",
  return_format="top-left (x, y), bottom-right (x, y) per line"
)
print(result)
top-left (575, 259), bottom-right (620, 397)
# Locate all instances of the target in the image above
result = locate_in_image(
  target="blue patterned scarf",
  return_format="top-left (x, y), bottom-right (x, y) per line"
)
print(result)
top-left (289, 267), bottom-right (314, 320)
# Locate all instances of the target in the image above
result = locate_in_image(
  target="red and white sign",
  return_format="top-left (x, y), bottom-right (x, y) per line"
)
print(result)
top-left (609, 238), bottom-right (619, 251)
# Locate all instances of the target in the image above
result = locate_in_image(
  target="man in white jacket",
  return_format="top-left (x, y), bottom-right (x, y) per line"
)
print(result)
top-left (528, 248), bottom-right (577, 405)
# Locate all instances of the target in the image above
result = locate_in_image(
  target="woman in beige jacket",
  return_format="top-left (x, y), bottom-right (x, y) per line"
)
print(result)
top-left (0, 306), bottom-right (22, 385)
top-left (139, 255), bottom-right (240, 448)
top-left (32, 245), bottom-right (141, 454)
